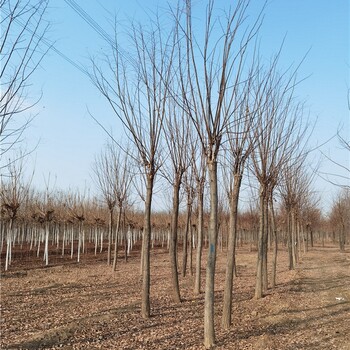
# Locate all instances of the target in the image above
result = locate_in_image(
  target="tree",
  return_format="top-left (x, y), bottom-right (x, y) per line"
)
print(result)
top-left (66, 190), bottom-right (86, 263)
top-left (249, 56), bottom-right (308, 299)
top-left (33, 176), bottom-right (55, 266)
top-left (90, 18), bottom-right (175, 318)
top-left (0, 0), bottom-right (49, 162)
top-left (192, 135), bottom-right (206, 295)
top-left (279, 154), bottom-right (315, 269)
top-left (329, 188), bottom-right (350, 251)
top-left (177, 0), bottom-right (263, 346)
top-left (93, 142), bottom-right (131, 269)
top-left (182, 165), bottom-right (195, 277)
top-left (221, 67), bottom-right (256, 329)
top-left (161, 103), bottom-right (191, 302)
top-left (0, 154), bottom-right (31, 270)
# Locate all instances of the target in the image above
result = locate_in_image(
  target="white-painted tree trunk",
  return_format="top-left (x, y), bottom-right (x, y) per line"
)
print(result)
top-left (44, 222), bottom-right (49, 266)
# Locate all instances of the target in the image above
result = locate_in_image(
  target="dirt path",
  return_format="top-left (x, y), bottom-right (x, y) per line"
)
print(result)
top-left (1, 246), bottom-right (349, 349)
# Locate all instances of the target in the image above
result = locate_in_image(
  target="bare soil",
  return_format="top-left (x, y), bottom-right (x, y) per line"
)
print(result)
top-left (1, 245), bottom-right (349, 349)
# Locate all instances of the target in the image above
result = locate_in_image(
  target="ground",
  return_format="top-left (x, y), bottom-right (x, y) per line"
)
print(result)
top-left (1, 245), bottom-right (349, 349)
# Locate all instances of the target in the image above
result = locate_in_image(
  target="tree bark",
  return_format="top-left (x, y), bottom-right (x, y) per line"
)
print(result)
top-left (291, 208), bottom-right (297, 267)
top-left (107, 208), bottom-right (113, 265)
top-left (141, 174), bottom-right (153, 319)
top-left (287, 209), bottom-right (294, 270)
top-left (222, 173), bottom-right (241, 329)
top-left (262, 196), bottom-right (269, 293)
top-left (204, 160), bottom-right (218, 349)
top-left (182, 201), bottom-right (191, 277)
top-left (170, 177), bottom-right (182, 303)
top-left (270, 197), bottom-right (278, 289)
top-left (194, 182), bottom-right (204, 295)
top-left (255, 186), bottom-right (266, 299)
top-left (44, 222), bottom-right (49, 266)
top-left (113, 205), bottom-right (122, 271)
top-left (5, 218), bottom-right (14, 271)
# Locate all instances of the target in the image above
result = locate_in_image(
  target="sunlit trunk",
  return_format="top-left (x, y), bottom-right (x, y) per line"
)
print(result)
top-left (44, 222), bottom-right (49, 266)
top-left (204, 160), bottom-right (218, 348)
top-left (170, 176), bottom-right (182, 303)
top-left (113, 205), bottom-right (122, 271)
top-left (5, 219), bottom-right (14, 271)
top-left (222, 173), bottom-right (241, 329)
top-left (270, 196), bottom-right (278, 289)
top-left (255, 186), bottom-right (266, 299)
top-left (291, 208), bottom-right (297, 267)
top-left (194, 182), bottom-right (204, 295)
top-left (287, 209), bottom-right (293, 270)
top-left (262, 196), bottom-right (269, 293)
top-left (182, 201), bottom-right (191, 277)
top-left (107, 208), bottom-right (113, 265)
top-left (141, 174), bottom-right (153, 319)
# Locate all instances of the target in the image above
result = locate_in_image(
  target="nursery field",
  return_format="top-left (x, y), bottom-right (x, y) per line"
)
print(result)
top-left (1, 246), bottom-right (350, 350)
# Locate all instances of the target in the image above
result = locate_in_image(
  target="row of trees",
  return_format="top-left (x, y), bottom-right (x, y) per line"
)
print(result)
top-left (1, 159), bottom-right (347, 270)
top-left (1, 147), bottom-right (349, 347)
top-left (1, 0), bottom-right (349, 348)
top-left (87, 1), bottom-right (350, 345)
top-left (88, 1), bottom-right (314, 346)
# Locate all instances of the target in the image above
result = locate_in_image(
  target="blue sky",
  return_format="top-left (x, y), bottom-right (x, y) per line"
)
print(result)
top-left (18, 0), bottom-right (349, 212)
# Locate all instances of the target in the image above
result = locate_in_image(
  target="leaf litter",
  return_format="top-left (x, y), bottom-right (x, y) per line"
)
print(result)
top-left (1, 246), bottom-right (349, 349)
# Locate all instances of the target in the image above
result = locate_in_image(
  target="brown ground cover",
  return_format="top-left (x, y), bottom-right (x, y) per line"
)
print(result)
top-left (1, 245), bottom-right (349, 349)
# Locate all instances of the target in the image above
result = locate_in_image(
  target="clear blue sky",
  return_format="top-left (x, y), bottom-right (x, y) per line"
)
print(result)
top-left (21, 0), bottom-right (349, 212)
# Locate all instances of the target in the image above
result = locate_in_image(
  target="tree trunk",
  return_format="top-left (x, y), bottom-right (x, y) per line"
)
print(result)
top-left (44, 222), bottom-right (49, 266)
top-left (141, 174), bottom-right (153, 319)
top-left (339, 223), bottom-right (345, 251)
top-left (77, 221), bottom-right (82, 263)
top-left (262, 196), bottom-right (269, 293)
top-left (62, 225), bottom-right (66, 257)
top-left (204, 160), bottom-right (218, 349)
top-left (113, 205), bottom-right (122, 271)
top-left (255, 186), bottom-right (266, 299)
top-left (124, 210), bottom-right (129, 263)
top-left (287, 209), bottom-right (293, 270)
top-left (5, 219), bottom-right (14, 271)
top-left (182, 201), bottom-right (191, 277)
top-left (194, 182), bottom-right (204, 295)
top-left (169, 177), bottom-right (182, 303)
top-left (291, 208), bottom-right (297, 267)
top-left (70, 226), bottom-right (74, 259)
top-left (107, 208), bottom-right (114, 265)
top-left (189, 221), bottom-right (193, 276)
top-left (0, 221), bottom-right (5, 255)
top-left (222, 173), bottom-right (241, 329)
top-left (270, 197), bottom-right (278, 289)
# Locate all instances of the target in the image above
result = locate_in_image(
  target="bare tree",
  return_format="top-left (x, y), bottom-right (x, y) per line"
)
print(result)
top-left (90, 17), bottom-right (175, 318)
top-left (176, 0), bottom-right (263, 346)
top-left (66, 190), bottom-right (86, 263)
top-left (0, 153), bottom-right (31, 270)
top-left (221, 70), bottom-right (256, 329)
top-left (189, 132), bottom-right (207, 295)
top-left (93, 142), bottom-right (131, 269)
top-left (0, 0), bottom-right (49, 162)
top-left (182, 165), bottom-right (195, 277)
top-left (161, 102), bottom-right (191, 302)
top-left (249, 56), bottom-right (309, 299)
top-left (279, 154), bottom-right (314, 268)
top-left (33, 176), bottom-right (55, 266)
top-left (329, 188), bottom-right (349, 251)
